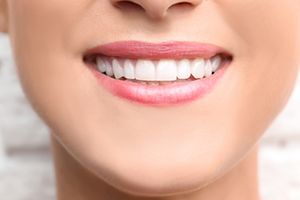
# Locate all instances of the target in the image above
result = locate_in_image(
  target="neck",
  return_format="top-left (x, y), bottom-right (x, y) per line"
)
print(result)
top-left (51, 135), bottom-right (261, 200)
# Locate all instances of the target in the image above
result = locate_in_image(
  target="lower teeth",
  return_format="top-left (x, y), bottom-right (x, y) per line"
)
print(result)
top-left (103, 71), bottom-right (215, 85)
top-left (128, 79), bottom-right (192, 85)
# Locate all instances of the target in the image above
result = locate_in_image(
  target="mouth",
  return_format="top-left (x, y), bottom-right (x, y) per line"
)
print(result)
top-left (83, 41), bottom-right (233, 106)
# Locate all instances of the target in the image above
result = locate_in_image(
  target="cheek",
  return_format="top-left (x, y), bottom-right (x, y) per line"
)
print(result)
top-left (7, 0), bottom-right (88, 63)
top-left (6, 1), bottom-right (84, 97)
top-left (219, 0), bottom-right (300, 133)
top-left (219, 1), bottom-right (300, 57)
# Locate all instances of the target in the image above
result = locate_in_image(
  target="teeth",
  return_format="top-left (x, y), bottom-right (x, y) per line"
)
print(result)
top-left (211, 56), bottom-right (221, 72)
top-left (191, 58), bottom-right (205, 79)
top-left (103, 59), bottom-right (114, 77)
top-left (112, 59), bottom-right (124, 79)
top-left (96, 57), bottom-right (106, 73)
top-left (156, 59), bottom-right (177, 81)
top-left (96, 55), bottom-right (223, 81)
top-left (177, 59), bottom-right (191, 79)
top-left (204, 60), bottom-right (213, 77)
top-left (124, 59), bottom-right (135, 79)
top-left (135, 59), bottom-right (156, 81)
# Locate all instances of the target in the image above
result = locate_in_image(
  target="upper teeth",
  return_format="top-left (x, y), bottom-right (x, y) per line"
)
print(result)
top-left (96, 56), bottom-right (222, 81)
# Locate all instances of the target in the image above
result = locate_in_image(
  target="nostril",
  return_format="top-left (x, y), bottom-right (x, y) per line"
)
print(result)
top-left (169, 2), bottom-right (194, 11)
top-left (171, 2), bottom-right (193, 8)
top-left (113, 1), bottom-right (145, 12)
top-left (112, 0), bottom-right (200, 20)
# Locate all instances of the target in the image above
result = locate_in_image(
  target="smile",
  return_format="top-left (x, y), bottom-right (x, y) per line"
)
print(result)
top-left (83, 41), bottom-right (233, 106)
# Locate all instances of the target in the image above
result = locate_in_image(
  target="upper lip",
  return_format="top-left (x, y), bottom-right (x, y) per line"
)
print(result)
top-left (83, 40), bottom-right (232, 60)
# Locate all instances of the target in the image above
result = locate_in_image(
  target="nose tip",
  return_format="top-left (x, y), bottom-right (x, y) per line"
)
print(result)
top-left (112, 0), bottom-right (202, 20)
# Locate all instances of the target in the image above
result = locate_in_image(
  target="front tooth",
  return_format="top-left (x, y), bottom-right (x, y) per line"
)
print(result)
top-left (156, 59), bottom-right (177, 81)
top-left (191, 58), bottom-right (205, 79)
top-left (112, 59), bottom-right (124, 79)
top-left (204, 60), bottom-right (213, 77)
top-left (105, 60), bottom-right (114, 76)
top-left (211, 56), bottom-right (222, 72)
top-left (96, 57), bottom-right (106, 73)
top-left (124, 59), bottom-right (135, 79)
top-left (177, 59), bottom-right (191, 79)
top-left (135, 59), bottom-right (156, 81)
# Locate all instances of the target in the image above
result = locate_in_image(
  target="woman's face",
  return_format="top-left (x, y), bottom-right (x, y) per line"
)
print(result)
top-left (3, 0), bottom-right (300, 196)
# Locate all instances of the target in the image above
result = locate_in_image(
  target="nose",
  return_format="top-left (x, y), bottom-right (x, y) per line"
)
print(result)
top-left (111, 0), bottom-right (202, 20)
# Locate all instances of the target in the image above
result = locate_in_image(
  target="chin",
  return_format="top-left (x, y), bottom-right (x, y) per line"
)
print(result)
top-left (74, 139), bottom-right (233, 197)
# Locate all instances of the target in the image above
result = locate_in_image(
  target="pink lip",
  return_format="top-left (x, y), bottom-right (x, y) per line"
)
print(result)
top-left (84, 40), bottom-right (231, 60)
top-left (84, 41), bottom-right (232, 106)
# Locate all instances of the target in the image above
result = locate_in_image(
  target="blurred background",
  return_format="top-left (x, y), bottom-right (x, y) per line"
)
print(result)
top-left (0, 33), bottom-right (300, 200)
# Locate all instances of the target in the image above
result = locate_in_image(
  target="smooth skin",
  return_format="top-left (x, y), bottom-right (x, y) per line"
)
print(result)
top-left (1, 0), bottom-right (300, 200)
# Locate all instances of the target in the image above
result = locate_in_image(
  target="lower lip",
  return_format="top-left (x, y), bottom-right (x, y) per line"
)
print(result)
top-left (88, 62), bottom-right (230, 106)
